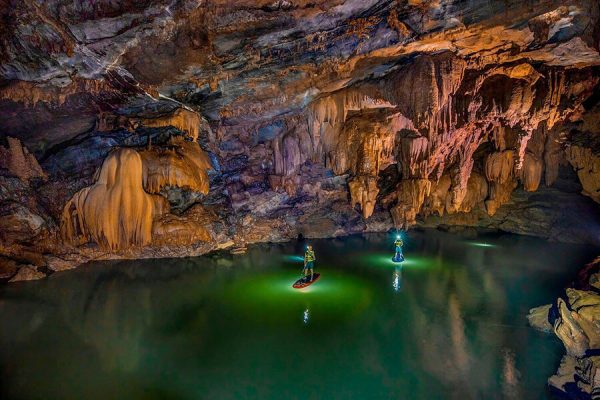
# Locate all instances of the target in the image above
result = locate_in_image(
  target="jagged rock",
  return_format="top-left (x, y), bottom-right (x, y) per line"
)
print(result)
top-left (44, 255), bottom-right (79, 272)
top-left (0, 202), bottom-right (46, 242)
top-left (591, 273), bottom-right (600, 291)
top-left (0, 137), bottom-right (46, 182)
top-left (527, 304), bottom-right (553, 332)
top-left (0, 257), bottom-right (18, 280)
top-left (530, 258), bottom-right (600, 398)
top-left (566, 145), bottom-right (600, 204)
top-left (9, 266), bottom-right (45, 282)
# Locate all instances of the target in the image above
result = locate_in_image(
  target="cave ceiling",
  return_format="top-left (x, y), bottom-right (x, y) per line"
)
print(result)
top-left (1, 0), bottom-right (600, 269)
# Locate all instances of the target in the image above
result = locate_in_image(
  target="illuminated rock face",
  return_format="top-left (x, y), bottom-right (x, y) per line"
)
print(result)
top-left (60, 148), bottom-right (168, 250)
top-left (0, 0), bottom-right (600, 274)
top-left (60, 137), bottom-right (213, 251)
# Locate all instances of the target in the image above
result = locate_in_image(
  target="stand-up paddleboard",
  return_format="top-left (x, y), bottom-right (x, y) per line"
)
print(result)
top-left (392, 254), bottom-right (405, 263)
top-left (293, 273), bottom-right (321, 289)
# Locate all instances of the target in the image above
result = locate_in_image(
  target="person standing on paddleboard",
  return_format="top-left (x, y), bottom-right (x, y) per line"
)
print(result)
top-left (303, 245), bottom-right (316, 280)
top-left (393, 236), bottom-right (404, 262)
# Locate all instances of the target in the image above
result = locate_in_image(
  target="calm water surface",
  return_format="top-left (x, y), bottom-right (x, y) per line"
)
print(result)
top-left (0, 229), bottom-right (596, 400)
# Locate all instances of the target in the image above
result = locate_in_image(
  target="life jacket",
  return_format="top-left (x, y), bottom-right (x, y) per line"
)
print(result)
top-left (305, 250), bottom-right (315, 262)
top-left (395, 239), bottom-right (403, 248)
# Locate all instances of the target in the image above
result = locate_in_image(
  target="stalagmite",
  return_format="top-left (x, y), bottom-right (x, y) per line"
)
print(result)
top-left (61, 148), bottom-right (168, 250)
top-left (0, 137), bottom-right (46, 182)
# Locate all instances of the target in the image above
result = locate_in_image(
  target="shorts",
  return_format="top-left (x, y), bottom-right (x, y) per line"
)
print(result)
top-left (304, 261), bottom-right (314, 270)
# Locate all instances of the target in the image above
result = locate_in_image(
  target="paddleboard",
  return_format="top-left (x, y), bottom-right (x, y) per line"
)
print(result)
top-left (293, 273), bottom-right (321, 289)
top-left (392, 254), bottom-right (405, 263)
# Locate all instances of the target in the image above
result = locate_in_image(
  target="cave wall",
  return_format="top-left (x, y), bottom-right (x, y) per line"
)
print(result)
top-left (1, 0), bottom-right (600, 279)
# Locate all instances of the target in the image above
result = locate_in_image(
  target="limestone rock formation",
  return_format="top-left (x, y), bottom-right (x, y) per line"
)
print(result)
top-left (61, 148), bottom-right (169, 250)
top-left (0, 137), bottom-right (46, 182)
top-left (567, 145), bottom-right (600, 204)
top-left (60, 135), bottom-right (213, 251)
top-left (0, 0), bottom-right (599, 274)
top-left (529, 258), bottom-right (600, 398)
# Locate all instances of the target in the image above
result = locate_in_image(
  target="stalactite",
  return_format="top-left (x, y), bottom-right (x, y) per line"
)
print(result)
top-left (136, 108), bottom-right (203, 141)
top-left (566, 145), bottom-right (600, 204)
top-left (349, 176), bottom-right (379, 219)
top-left (139, 137), bottom-right (212, 195)
top-left (484, 150), bottom-right (517, 215)
top-left (521, 153), bottom-right (543, 192)
top-left (390, 179), bottom-right (431, 228)
top-left (520, 127), bottom-right (545, 192)
top-left (544, 129), bottom-right (563, 187)
top-left (485, 150), bottom-right (515, 184)
top-left (397, 131), bottom-right (429, 178)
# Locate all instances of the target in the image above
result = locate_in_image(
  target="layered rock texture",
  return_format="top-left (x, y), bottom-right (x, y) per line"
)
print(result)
top-left (1, 0), bottom-right (600, 280)
top-left (529, 258), bottom-right (600, 398)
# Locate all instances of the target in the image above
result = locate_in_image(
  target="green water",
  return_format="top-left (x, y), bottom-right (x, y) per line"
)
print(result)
top-left (0, 230), bottom-right (596, 399)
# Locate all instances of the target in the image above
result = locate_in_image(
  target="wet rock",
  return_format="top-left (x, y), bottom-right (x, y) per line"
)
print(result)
top-left (0, 257), bottom-right (18, 280)
top-left (527, 304), bottom-right (553, 332)
top-left (530, 258), bottom-right (600, 398)
top-left (9, 266), bottom-right (45, 282)
top-left (44, 255), bottom-right (79, 272)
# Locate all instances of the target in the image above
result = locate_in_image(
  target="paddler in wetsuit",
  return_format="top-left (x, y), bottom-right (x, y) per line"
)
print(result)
top-left (393, 236), bottom-right (404, 262)
top-left (303, 245), bottom-right (316, 280)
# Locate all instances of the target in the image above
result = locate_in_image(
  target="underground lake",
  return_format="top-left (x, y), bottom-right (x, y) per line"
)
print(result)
top-left (0, 229), bottom-right (596, 400)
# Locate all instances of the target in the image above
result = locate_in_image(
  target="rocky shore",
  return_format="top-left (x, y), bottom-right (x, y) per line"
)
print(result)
top-left (529, 257), bottom-right (600, 399)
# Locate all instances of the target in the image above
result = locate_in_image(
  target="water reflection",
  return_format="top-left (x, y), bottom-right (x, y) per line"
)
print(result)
top-left (0, 230), bottom-right (595, 400)
top-left (303, 308), bottom-right (310, 325)
top-left (392, 267), bottom-right (402, 292)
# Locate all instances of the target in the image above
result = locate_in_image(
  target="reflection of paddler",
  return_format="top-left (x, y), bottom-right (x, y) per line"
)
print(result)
top-left (393, 267), bottom-right (402, 292)
top-left (303, 245), bottom-right (316, 280)
top-left (393, 236), bottom-right (404, 263)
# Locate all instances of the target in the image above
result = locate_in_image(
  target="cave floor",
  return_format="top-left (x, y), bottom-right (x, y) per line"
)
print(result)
top-left (0, 229), bottom-right (596, 399)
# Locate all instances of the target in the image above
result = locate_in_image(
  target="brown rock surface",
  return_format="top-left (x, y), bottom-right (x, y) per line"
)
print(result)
top-left (529, 258), bottom-right (600, 397)
top-left (0, 0), bottom-right (598, 273)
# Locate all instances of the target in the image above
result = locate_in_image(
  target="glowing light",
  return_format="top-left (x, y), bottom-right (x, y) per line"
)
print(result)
top-left (359, 254), bottom-right (436, 269)
top-left (283, 255), bottom-right (305, 263)
top-left (303, 308), bottom-right (310, 324)
top-left (223, 271), bottom-right (373, 324)
top-left (469, 242), bottom-right (496, 248)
